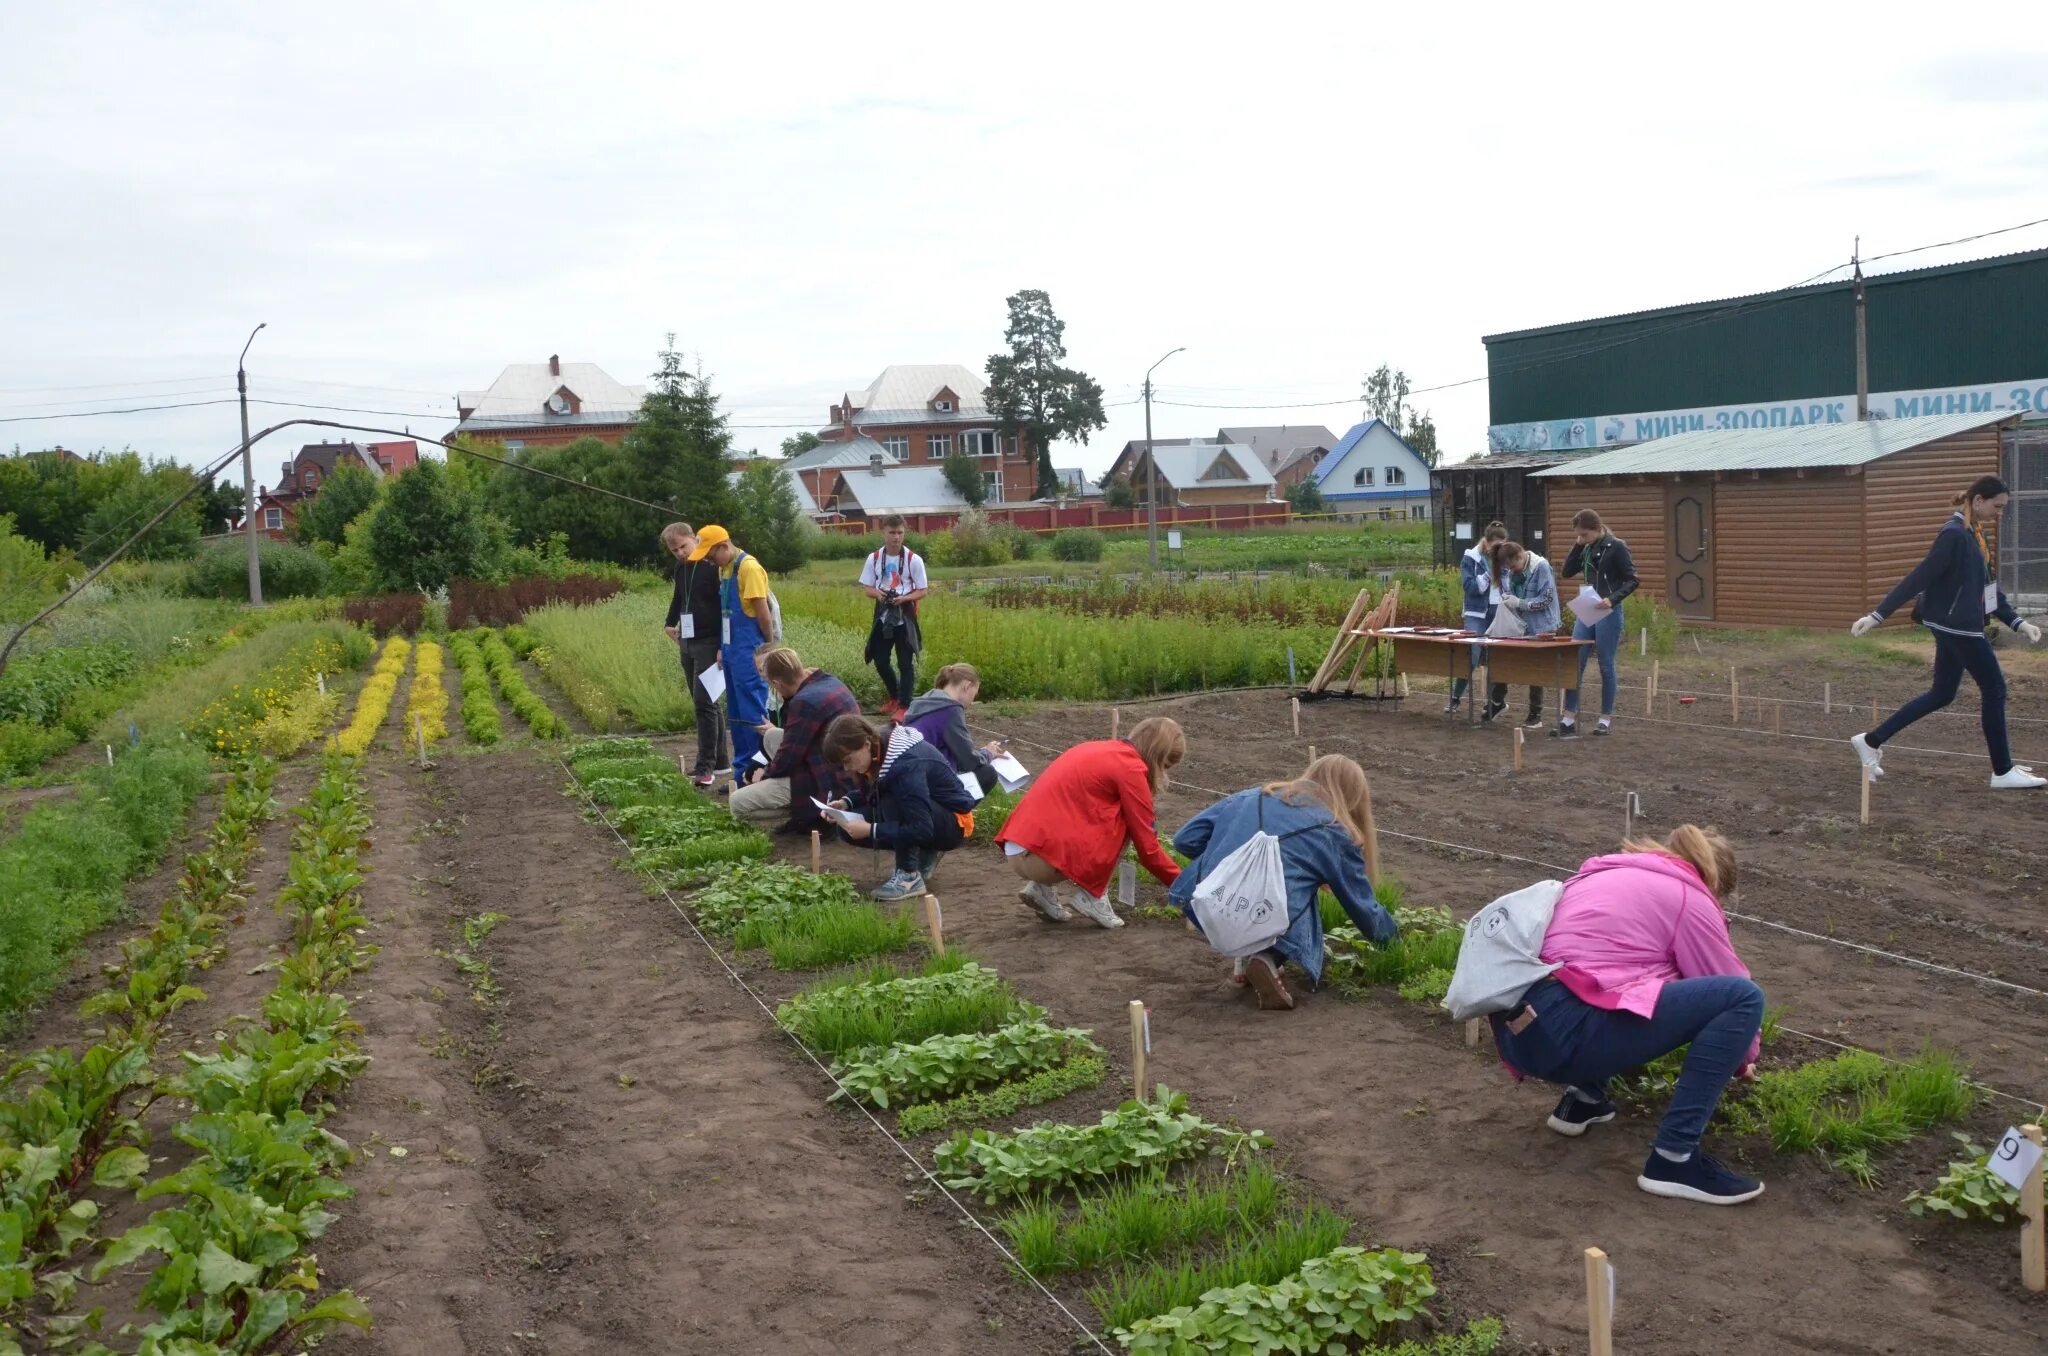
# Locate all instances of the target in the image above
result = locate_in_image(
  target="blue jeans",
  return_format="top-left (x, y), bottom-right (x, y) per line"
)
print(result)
top-left (1449, 608), bottom-right (1495, 702)
top-left (1564, 606), bottom-right (1623, 716)
top-left (1494, 975), bottom-right (1763, 1155)
top-left (1868, 629), bottom-right (2011, 775)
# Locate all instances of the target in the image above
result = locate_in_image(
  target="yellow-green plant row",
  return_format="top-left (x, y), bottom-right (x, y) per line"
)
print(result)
top-left (447, 632), bottom-right (502, 744)
top-left (329, 635), bottom-right (410, 756)
top-left (476, 629), bottom-right (562, 738)
top-left (406, 639), bottom-right (450, 744)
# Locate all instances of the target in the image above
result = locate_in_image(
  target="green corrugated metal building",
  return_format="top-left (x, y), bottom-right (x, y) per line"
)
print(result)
top-left (1482, 248), bottom-right (2048, 453)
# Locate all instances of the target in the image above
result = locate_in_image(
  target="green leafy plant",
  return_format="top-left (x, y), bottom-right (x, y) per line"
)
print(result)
top-left (1113, 1245), bottom-right (1437, 1353)
top-left (448, 631), bottom-right (503, 744)
top-left (1358, 1318), bottom-right (1505, 1355)
top-left (897, 1055), bottom-right (1106, 1137)
top-left (1723, 1046), bottom-right (1976, 1183)
top-left (829, 1021), bottom-right (1100, 1109)
top-left (777, 959), bottom-right (1031, 1056)
top-left (1904, 1133), bottom-right (2026, 1222)
top-left (933, 1088), bottom-right (1269, 1204)
top-left (477, 627), bottom-right (562, 738)
top-left (1088, 1204), bottom-right (1352, 1331)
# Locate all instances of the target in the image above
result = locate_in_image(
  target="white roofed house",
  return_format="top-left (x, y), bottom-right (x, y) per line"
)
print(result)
top-left (791, 363), bottom-right (1042, 512)
top-left (452, 355), bottom-right (647, 449)
top-left (1218, 425), bottom-right (1339, 491)
top-left (1102, 438), bottom-right (1278, 507)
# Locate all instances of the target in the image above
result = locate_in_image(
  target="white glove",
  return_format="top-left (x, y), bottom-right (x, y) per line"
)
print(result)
top-left (2023, 621), bottom-right (2043, 644)
top-left (1849, 614), bottom-right (1879, 638)
top-left (1500, 594), bottom-right (1523, 611)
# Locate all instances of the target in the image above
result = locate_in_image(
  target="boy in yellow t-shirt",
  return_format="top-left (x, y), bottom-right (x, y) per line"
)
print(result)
top-left (687, 525), bottom-right (778, 772)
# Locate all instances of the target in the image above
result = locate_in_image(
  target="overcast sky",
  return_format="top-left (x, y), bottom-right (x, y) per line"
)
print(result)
top-left (5, 2), bottom-right (2045, 485)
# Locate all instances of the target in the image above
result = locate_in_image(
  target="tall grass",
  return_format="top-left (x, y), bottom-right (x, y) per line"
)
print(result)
top-left (1725, 1045), bottom-right (1976, 1183)
top-left (752, 899), bottom-right (919, 970)
top-left (776, 957), bottom-right (1029, 1055)
top-left (1083, 1203), bottom-right (1351, 1330)
top-left (1002, 1160), bottom-right (1288, 1277)
top-left (0, 736), bottom-right (211, 1021)
top-left (523, 593), bottom-right (696, 731)
top-left (115, 620), bottom-right (370, 742)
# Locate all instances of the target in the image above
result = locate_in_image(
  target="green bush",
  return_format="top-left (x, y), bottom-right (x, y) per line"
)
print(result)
top-left (188, 539), bottom-right (333, 599)
top-left (989, 522), bottom-right (1038, 561)
top-left (1050, 529), bottom-right (1105, 563)
top-left (806, 532), bottom-right (882, 562)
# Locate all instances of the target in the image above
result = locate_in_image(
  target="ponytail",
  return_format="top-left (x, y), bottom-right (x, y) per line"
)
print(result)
top-left (1623, 823), bottom-right (1737, 900)
top-left (1572, 508), bottom-right (1606, 534)
top-left (935, 662), bottom-right (980, 689)
top-left (1954, 475), bottom-right (2008, 520)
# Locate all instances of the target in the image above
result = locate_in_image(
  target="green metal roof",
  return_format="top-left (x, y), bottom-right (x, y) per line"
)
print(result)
top-left (1529, 411), bottom-right (2014, 478)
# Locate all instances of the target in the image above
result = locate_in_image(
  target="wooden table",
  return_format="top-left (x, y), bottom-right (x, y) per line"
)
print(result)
top-left (1360, 630), bottom-right (1595, 725)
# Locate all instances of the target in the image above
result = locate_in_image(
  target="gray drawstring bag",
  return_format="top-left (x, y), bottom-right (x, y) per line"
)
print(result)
top-left (1442, 880), bottom-right (1565, 1021)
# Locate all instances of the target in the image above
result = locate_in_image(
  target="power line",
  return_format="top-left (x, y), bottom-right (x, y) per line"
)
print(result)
top-left (0, 397), bottom-right (240, 425)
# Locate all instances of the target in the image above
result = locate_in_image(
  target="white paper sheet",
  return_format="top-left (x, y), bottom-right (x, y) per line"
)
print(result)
top-left (752, 749), bottom-right (770, 767)
top-left (698, 663), bottom-right (726, 703)
top-left (989, 752), bottom-right (1032, 792)
top-left (1567, 587), bottom-right (1609, 626)
top-left (808, 796), bottom-right (867, 830)
top-left (957, 771), bottom-right (986, 802)
top-left (1988, 1127), bottom-right (2045, 1192)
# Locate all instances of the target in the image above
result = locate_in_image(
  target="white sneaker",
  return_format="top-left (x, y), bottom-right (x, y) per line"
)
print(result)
top-left (1849, 733), bottom-right (1885, 780)
top-left (1989, 767), bottom-right (2047, 790)
top-left (1065, 887), bottom-right (1125, 929)
top-left (1018, 882), bottom-right (1069, 922)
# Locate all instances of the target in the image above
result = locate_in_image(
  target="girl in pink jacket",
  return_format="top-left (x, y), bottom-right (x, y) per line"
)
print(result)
top-left (1489, 825), bottom-right (1767, 1206)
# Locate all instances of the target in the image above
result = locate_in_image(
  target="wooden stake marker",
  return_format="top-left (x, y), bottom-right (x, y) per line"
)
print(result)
top-left (1307, 744), bottom-right (1317, 765)
top-left (809, 829), bottom-right (822, 874)
top-left (414, 714), bottom-right (427, 766)
top-left (316, 671), bottom-right (326, 696)
top-left (1110, 707), bottom-right (1120, 739)
top-left (1291, 696), bottom-right (1301, 737)
top-left (1584, 1247), bottom-right (1615, 1356)
top-left (1729, 669), bottom-right (1740, 724)
top-left (1464, 1018), bottom-right (1482, 1047)
top-left (1872, 695), bottom-right (1879, 724)
top-left (2022, 1123), bottom-right (2044, 1292)
top-left (922, 893), bottom-right (945, 954)
top-left (1512, 725), bottom-right (1524, 772)
top-left (1638, 626), bottom-right (1647, 656)
top-left (1823, 680), bottom-right (1831, 714)
top-left (105, 745), bottom-right (114, 765)
top-left (1624, 791), bottom-right (1640, 841)
top-left (1772, 701), bottom-right (1783, 737)
top-left (1129, 1000), bottom-right (1149, 1100)
top-left (1859, 765), bottom-right (1872, 825)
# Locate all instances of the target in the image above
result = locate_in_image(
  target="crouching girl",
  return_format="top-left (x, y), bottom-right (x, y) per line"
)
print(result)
top-left (1170, 754), bottom-right (1398, 1011)
top-left (820, 714), bottom-right (977, 902)
top-left (1490, 824), bottom-right (1767, 1206)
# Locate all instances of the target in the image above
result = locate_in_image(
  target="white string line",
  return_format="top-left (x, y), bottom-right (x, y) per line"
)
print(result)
top-left (1614, 707), bottom-right (2041, 765)
top-left (966, 721), bottom-right (2039, 1114)
top-left (1621, 680), bottom-right (2048, 728)
top-left (558, 758), bottom-right (1120, 1356)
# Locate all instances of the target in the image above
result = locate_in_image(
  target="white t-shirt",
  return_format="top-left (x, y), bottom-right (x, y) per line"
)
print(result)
top-left (859, 547), bottom-right (927, 596)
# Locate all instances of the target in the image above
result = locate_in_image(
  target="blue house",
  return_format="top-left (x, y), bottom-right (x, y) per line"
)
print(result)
top-left (1313, 419), bottom-right (1434, 519)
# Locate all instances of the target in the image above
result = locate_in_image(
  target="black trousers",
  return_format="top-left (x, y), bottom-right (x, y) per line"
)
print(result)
top-left (875, 630), bottom-right (918, 707)
top-left (682, 637), bottom-right (729, 773)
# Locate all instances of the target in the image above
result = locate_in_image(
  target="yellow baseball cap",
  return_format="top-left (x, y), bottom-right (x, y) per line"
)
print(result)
top-left (686, 524), bottom-right (730, 561)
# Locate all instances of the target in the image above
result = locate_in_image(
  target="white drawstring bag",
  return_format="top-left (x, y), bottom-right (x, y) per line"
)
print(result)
top-left (1189, 798), bottom-right (1294, 958)
top-left (1442, 879), bottom-right (1565, 1021)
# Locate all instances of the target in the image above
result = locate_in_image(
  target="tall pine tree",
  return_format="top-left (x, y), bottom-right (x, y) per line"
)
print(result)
top-left (984, 290), bottom-right (1107, 498)
top-left (625, 335), bottom-right (738, 530)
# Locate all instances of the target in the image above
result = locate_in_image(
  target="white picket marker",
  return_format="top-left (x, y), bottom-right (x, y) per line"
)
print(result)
top-left (1990, 1124), bottom-right (2044, 1290)
top-left (809, 829), bottom-right (822, 875)
top-left (1639, 627), bottom-right (1647, 656)
top-left (1291, 697), bottom-right (1301, 737)
top-left (1129, 1000), bottom-right (1148, 1100)
top-left (316, 672), bottom-right (326, 696)
top-left (1623, 791), bottom-right (1641, 841)
top-left (105, 745), bottom-right (114, 765)
top-left (414, 713), bottom-right (427, 766)
top-left (922, 894), bottom-right (945, 955)
top-left (1117, 859), bottom-right (1136, 906)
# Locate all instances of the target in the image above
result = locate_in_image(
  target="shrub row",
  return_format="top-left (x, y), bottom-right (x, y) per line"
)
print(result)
top-left (406, 639), bottom-right (450, 745)
top-left (447, 632), bottom-right (502, 744)
top-left (329, 635), bottom-right (409, 756)
top-left (447, 573), bottom-right (623, 628)
top-left (476, 628), bottom-right (562, 738)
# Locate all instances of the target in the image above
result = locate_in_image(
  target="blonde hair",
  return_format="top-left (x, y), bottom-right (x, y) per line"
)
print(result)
top-left (755, 644), bottom-right (808, 692)
top-left (1125, 717), bottom-right (1186, 794)
top-left (935, 662), bottom-right (980, 689)
top-left (1264, 753), bottom-right (1380, 883)
top-left (660, 522), bottom-right (695, 551)
top-left (1623, 823), bottom-right (1736, 900)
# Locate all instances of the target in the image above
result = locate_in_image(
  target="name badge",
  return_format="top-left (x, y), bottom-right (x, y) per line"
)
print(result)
top-left (680, 615), bottom-right (695, 640)
top-left (722, 617), bottom-right (732, 646)
top-left (1984, 582), bottom-right (1999, 613)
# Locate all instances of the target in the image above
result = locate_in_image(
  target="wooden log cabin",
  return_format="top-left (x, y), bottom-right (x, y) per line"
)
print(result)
top-left (1530, 412), bottom-right (2017, 628)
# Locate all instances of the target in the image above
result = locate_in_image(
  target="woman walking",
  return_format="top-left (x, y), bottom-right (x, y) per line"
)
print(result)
top-left (1449, 522), bottom-right (1509, 716)
top-left (1170, 754), bottom-right (1399, 1011)
top-left (1489, 824), bottom-right (1768, 1206)
top-left (1849, 475), bottom-right (2044, 790)
top-left (1556, 509), bottom-right (1639, 739)
top-left (997, 717), bottom-right (1185, 929)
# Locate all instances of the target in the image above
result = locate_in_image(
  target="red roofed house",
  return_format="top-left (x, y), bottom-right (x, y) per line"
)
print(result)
top-left (253, 439), bottom-right (419, 539)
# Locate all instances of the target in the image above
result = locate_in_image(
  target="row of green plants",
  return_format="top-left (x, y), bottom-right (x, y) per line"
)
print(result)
top-left (0, 737), bottom-right (212, 1021)
top-left (189, 629), bottom-right (363, 762)
top-left (446, 633), bottom-right (501, 744)
top-left (79, 751), bottom-right (379, 1352)
top-left (0, 756), bottom-right (278, 1348)
top-left (476, 628), bottom-right (563, 738)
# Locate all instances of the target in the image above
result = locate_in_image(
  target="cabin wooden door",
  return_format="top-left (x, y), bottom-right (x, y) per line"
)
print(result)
top-left (1666, 482), bottom-right (1715, 620)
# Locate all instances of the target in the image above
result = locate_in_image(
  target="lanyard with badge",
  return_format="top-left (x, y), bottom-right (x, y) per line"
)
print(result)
top-left (1974, 522), bottom-right (1998, 614)
top-left (679, 561), bottom-right (701, 639)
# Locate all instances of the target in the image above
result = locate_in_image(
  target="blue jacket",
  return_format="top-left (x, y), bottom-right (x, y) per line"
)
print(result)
top-left (859, 727), bottom-right (977, 849)
top-left (1874, 513), bottom-right (2023, 637)
top-left (1168, 789), bottom-right (1397, 984)
top-left (1459, 544), bottom-right (1500, 620)
top-left (1501, 557), bottom-right (1560, 635)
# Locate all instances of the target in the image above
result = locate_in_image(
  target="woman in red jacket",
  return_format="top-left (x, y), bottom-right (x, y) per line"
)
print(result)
top-left (997, 717), bottom-right (1185, 929)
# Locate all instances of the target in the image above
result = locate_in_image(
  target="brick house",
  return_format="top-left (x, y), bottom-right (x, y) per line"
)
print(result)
top-left (453, 355), bottom-right (646, 449)
top-left (788, 364), bottom-right (1041, 514)
top-left (253, 439), bottom-right (418, 538)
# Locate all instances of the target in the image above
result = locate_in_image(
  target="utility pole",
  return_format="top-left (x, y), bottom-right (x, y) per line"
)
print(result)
top-left (238, 323), bottom-right (268, 605)
top-left (1143, 346), bottom-right (1185, 568)
top-left (1852, 237), bottom-right (1868, 422)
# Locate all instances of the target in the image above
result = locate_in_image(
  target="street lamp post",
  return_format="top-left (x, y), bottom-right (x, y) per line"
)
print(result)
top-left (239, 323), bottom-right (267, 606)
top-left (1143, 346), bottom-right (1185, 569)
